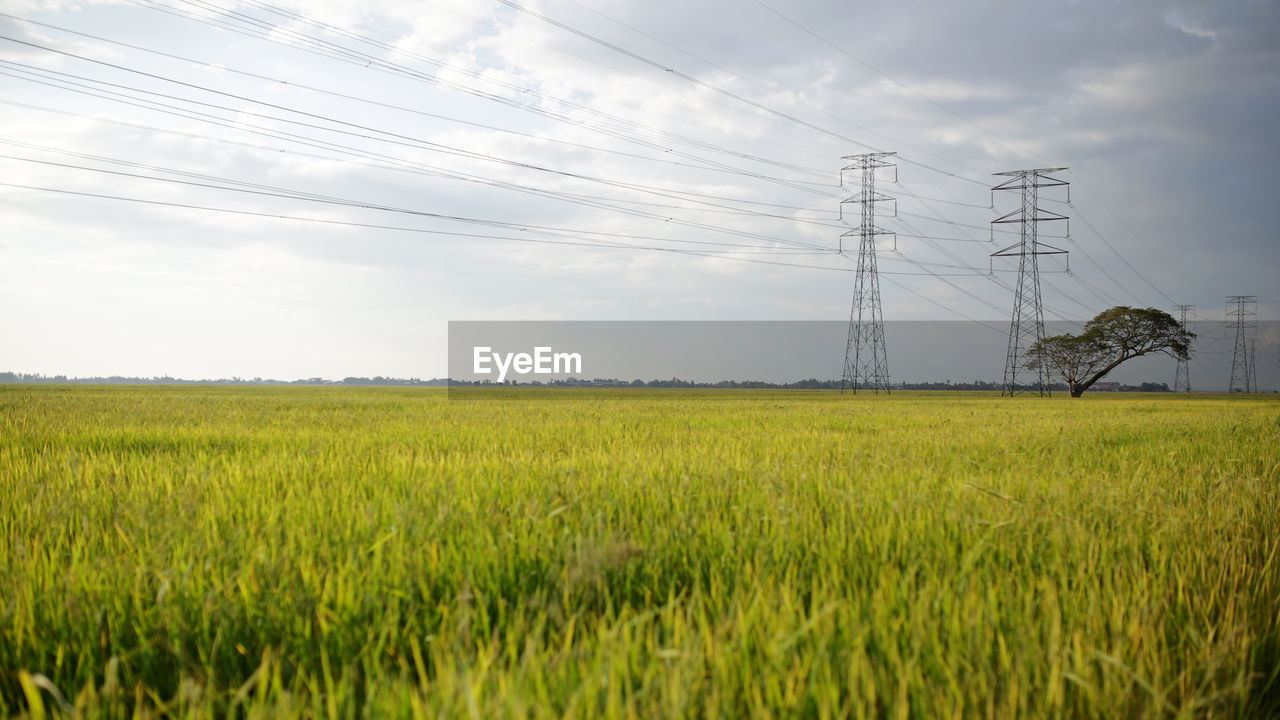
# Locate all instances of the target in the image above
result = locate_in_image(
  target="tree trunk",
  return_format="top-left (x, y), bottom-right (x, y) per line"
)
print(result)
top-left (1074, 356), bottom-right (1131, 397)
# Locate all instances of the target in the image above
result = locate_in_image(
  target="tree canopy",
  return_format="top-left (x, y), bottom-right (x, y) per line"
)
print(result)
top-left (1026, 307), bottom-right (1193, 397)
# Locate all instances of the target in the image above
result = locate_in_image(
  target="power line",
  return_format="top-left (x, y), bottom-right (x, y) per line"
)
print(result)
top-left (147, 1), bottom-right (1181, 312)
top-left (889, 216), bottom-right (1028, 318)
top-left (0, 78), bottom-right (851, 252)
top-left (748, 0), bottom-right (1051, 170)
top-left (488, 0), bottom-right (998, 191)
top-left (731, 3), bottom-right (1182, 310)
top-left (1068, 169), bottom-right (1185, 289)
top-left (8, 145), bottom-right (1030, 278)
top-left (1, 56), bottom-right (1031, 281)
top-left (1067, 197), bottom-right (1176, 306)
top-left (1062, 270), bottom-right (1119, 309)
top-left (232, 0), bottom-right (832, 171)
top-left (548, 0), bottom-right (998, 188)
top-left (6, 96), bottom-right (1034, 281)
top-left (0, 153), bottom-right (834, 254)
top-left (12, 21), bottom-right (988, 240)
top-left (110, 1), bottom-right (839, 177)
top-left (891, 188), bottom-right (992, 210)
top-left (0, 181), bottom-right (990, 276)
top-left (3, 2), bottom-right (1186, 323)
top-left (124, 2), bottom-right (1172, 307)
top-left (878, 274), bottom-right (1007, 334)
top-left (0, 40), bottom-right (833, 203)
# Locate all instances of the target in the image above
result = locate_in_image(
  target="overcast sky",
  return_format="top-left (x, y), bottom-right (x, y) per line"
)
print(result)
top-left (1, 0), bottom-right (1277, 382)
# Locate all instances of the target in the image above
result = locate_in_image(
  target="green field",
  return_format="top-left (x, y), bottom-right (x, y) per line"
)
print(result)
top-left (1, 385), bottom-right (1278, 718)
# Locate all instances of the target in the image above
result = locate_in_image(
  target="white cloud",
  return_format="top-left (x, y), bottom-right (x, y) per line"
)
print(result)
top-left (0, 0), bottom-right (1276, 379)
top-left (1164, 8), bottom-right (1220, 45)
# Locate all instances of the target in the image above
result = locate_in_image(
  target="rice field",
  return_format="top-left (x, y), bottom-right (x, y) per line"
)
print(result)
top-left (1, 385), bottom-right (1278, 718)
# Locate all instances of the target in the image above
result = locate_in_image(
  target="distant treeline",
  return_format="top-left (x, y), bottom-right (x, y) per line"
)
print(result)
top-left (458, 377), bottom-right (847, 389)
top-left (455, 378), bottom-right (1172, 391)
top-left (0, 372), bottom-right (448, 386)
top-left (2, 372), bottom-right (1170, 392)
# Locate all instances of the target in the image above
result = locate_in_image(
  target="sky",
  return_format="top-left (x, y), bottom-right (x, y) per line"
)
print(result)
top-left (1, 0), bottom-right (1277, 385)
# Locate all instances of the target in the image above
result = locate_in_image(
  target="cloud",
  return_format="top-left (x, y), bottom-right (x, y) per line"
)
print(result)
top-left (1, 0), bottom-right (1277, 377)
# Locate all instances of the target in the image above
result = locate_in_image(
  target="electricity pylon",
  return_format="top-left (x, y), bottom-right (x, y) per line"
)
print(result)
top-left (990, 168), bottom-right (1069, 396)
top-left (840, 152), bottom-right (896, 394)
top-left (1227, 295), bottom-right (1256, 393)
top-left (1174, 304), bottom-right (1193, 392)
top-left (1248, 337), bottom-right (1259, 394)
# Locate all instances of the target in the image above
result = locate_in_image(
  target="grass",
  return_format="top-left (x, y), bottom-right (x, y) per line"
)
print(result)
top-left (1, 385), bottom-right (1278, 718)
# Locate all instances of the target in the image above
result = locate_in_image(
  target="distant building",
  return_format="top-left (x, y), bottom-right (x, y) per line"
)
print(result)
top-left (1091, 381), bottom-right (1121, 392)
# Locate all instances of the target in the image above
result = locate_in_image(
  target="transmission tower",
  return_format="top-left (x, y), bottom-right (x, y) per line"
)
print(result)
top-left (839, 152), bottom-right (896, 394)
top-left (990, 168), bottom-right (1070, 397)
top-left (1248, 337), bottom-right (1259, 394)
top-left (1227, 295), bottom-right (1256, 393)
top-left (1174, 304), bottom-right (1193, 392)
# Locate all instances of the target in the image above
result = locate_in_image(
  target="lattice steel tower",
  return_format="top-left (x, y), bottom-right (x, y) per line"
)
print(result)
top-left (1227, 295), bottom-right (1256, 393)
top-left (1249, 338), bottom-right (1259, 393)
top-left (840, 152), bottom-right (896, 394)
top-left (1174, 304), bottom-right (1193, 393)
top-left (990, 168), bottom-right (1069, 397)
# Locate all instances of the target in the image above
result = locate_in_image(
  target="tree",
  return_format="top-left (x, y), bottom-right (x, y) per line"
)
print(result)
top-left (1026, 307), bottom-right (1193, 397)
